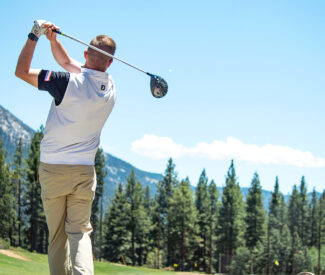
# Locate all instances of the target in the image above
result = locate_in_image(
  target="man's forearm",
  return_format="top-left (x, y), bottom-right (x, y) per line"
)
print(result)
top-left (50, 38), bottom-right (70, 66)
top-left (50, 39), bottom-right (82, 73)
top-left (15, 39), bottom-right (40, 87)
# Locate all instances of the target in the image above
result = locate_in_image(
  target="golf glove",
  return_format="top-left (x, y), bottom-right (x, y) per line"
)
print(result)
top-left (29, 19), bottom-right (47, 41)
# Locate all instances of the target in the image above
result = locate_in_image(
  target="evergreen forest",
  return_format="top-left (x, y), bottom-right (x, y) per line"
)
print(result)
top-left (0, 130), bottom-right (325, 275)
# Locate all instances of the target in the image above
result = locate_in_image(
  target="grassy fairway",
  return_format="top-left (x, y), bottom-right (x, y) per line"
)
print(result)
top-left (0, 248), bottom-right (49, 275)
top-left (0, 248), bottom-right (186, 275)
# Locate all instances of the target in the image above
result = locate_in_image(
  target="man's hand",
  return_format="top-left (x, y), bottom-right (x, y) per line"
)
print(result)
top-left (29, 20), bottom-right (48, 41)
top-left (42, 22), bottom-right (60, 42)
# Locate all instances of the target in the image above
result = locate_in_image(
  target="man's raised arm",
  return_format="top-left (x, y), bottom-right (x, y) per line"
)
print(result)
top-left (43, 23), bottom-right (82, 74)
top-left (15, 20), bottom-right (45, 87)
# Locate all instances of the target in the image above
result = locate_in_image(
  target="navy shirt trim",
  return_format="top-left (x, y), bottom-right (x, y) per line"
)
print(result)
top-left (38, 70), bottom-right (70, 106)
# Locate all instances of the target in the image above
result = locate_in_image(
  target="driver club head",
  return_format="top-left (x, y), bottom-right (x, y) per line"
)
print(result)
top-left (149, 74), bottom-right (168, 98)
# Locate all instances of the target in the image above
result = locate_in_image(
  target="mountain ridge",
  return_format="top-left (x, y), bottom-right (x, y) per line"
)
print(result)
top-left (0, 104), bottom-right (34, 157)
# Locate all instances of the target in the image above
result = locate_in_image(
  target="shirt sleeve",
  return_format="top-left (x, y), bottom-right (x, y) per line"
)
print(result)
top-left (38, 70), bottom-right (70, 106)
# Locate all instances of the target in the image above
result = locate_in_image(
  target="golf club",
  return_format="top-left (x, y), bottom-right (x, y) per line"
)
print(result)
top-left (52, 29), bottom-right (168, 98)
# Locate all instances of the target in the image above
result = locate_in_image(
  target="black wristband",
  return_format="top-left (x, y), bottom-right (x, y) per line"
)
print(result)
top-left (28, 33), bottom-right (38, 41)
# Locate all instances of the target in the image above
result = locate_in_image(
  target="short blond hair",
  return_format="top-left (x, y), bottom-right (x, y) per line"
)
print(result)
top-left (87, 35), bottom-right (116, 70)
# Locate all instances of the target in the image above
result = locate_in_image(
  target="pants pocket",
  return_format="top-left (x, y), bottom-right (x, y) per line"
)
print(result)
top-left (39, 163), bottom-right (67, 198)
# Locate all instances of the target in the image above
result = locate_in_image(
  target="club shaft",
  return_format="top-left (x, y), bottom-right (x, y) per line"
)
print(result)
top-left (53, 30), bottom-right (149, 75)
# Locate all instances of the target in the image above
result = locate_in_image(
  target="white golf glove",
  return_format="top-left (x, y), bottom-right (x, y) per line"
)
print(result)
top-left (29, 19), bottom-right (47, 41)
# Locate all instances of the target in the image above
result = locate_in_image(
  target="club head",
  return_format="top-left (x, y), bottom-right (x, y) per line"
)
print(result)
top-left (149, 74), bottom-right (168, 98)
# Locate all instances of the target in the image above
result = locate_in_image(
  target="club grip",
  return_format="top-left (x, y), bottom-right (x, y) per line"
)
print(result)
top-left (52, 29), bottom-right (62, 35)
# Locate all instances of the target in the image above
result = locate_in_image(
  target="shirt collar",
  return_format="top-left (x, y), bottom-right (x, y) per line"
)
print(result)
top-left (81, 67), bottom-right (108, 78)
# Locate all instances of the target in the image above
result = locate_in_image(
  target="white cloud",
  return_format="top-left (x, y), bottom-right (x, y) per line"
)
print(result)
top-left (131, 135), bottom-right (188, 159)
top-left (131, 135), bottom-right (325, 168)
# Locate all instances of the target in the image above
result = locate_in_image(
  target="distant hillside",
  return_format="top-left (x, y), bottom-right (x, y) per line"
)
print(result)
top-left (0, 105), bottom-right (34, 157)
top-left (103, 153), bottom-right (162, 206)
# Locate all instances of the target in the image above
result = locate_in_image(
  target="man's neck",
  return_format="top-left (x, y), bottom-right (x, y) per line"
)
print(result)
top-left (83, 64), bottom-right (106, 72)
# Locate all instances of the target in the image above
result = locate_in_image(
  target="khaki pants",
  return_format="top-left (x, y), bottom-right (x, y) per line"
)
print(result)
top-left (39, 162), bottom-right (97, 275)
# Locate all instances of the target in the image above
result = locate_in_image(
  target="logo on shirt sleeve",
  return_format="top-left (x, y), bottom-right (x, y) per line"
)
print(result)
top-left (44, 71), bottom-right (52, 82)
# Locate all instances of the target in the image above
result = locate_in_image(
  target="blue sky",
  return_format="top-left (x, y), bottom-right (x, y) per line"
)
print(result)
top-left (1, 0), bottom-right (325, 194)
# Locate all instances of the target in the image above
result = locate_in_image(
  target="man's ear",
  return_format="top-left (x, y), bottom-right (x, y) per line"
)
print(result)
top-left (107, 59), bottom-right (113, 68)
top-left (84, 50), bottom-right (88, 60)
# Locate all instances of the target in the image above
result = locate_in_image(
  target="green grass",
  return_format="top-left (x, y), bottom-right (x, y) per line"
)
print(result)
top-left (0, 248), bottom-right (187, 275)
top-left (0, 247), bottom-right (49, 275)
top-left (95, 262), bottom-right (179, 275)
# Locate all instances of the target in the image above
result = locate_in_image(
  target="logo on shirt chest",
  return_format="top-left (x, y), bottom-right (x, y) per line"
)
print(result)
top-left (101, 85), bottom-right (106, 91)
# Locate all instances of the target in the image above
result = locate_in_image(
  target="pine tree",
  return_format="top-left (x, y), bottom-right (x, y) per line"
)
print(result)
top-left (167, 178), bottom-right (199, 271)
top-left (227, 246), bottom-right (251, 275)
top-left (207, 179), bottom-right (219, 274)
top-left (316, 190), bottom-right (325, 275)
top-left (245, 172), bottom-right (266, 274)
top-left (162, 158), bottom-right (178, 195)
top-left (310, 188), bottom-right (318, 247)
top-left (0, 140), bottom-right (14, 242)
top-left (267, 226), bottom-right (281, 274)
top-left (156, 158), bottom-right (178, 222)
top-left (288, 185), bottom-right (300, 274)
top-left (150, 199), bottom-right (163, 268)
top-left (279, 224), bottom-right (292, 274)
top-left (194, 169), bottom-right (210, 272)
top-left (267, 176), bottom-right (286, 274)
top-left (269, 177), bottom-right (284, 230)
top-left (24, 128), bottom-right (48, 253)
top-left (142, 185), bottom-right (152, 265)
top-left (125, 170), bottom-right (150, 266)
top-left (279, 192), bottom-right (288, 230)
top-left (104, 183), bottom-right (130, 262)
top-left (91, 147), bottom-right (107, 259)
top-left (152, 158), bottom-right (178, 267)
top-left (292, 231), bottom-right (312, 272)
top-left (297, 176), bottom-right (310, 247)
top-left (11, 138), bottom-right (24, 247)
top-left (134, 189), bottom-right (151, 266)
top-left (143, 186), bottom-right (151, 211)
top-left (217, 160), bottom-right (245, 270)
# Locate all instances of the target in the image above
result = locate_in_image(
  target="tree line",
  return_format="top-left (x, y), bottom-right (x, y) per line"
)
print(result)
top-left (0, 130), bottom-right (325, 274)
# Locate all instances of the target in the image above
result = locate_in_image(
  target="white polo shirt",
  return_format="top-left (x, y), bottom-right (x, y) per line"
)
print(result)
top-left (38, 68), bottom-right (116, 165)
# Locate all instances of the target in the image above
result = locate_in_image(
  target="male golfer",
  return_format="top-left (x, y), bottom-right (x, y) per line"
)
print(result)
top-left (15, 20), bottom-right (116, 275)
